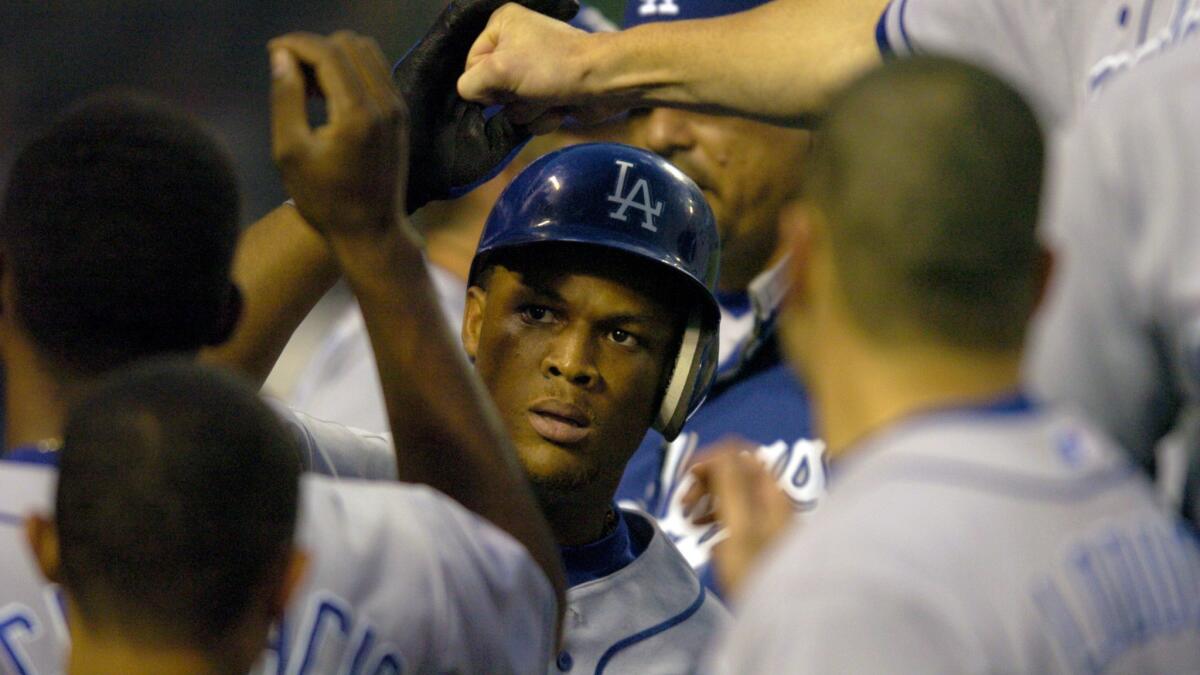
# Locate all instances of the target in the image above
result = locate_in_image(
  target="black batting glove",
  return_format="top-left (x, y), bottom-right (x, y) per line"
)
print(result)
top-left (394, 0), bottom-right (580, 213)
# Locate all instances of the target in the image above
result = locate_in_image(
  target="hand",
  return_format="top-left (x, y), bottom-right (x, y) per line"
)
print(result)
top-left (395, 0), bottom-right (579, 213)
top-left (270, 32), bottom-right (412, 243)
top-left (458, 4), bottom-right (625, 123)
top-left (681, 438), bottom-right (796, 598)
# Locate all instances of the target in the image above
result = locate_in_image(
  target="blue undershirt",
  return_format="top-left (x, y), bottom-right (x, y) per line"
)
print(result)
top-left (559, 507), bottom-right (649, 588)
top-left (2, 445), bottom-right (59, 466)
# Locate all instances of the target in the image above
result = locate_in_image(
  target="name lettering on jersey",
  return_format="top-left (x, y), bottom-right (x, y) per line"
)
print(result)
top-left (1032, 521), bottom-right (1200, 673)
top-left (607, 160), bottom-right (664, 232)
top-left (0, 605), bottom-right (40, 675)
top-left (273, 592), bottom-right (406, 675)
top-left (1088, 1), bottom-right (1200, 93)
top-left (646, 433), bottom-right (826, 570)
top-left (637, 0), bottom-right (680, 17)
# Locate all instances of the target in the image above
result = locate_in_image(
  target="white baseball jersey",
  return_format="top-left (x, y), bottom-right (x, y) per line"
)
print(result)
top-left (0, 461), bottom-right (556, 675)
top-left (1027, 39), bottom-right (1200, 512)
top-left (555, 509), bottom-right (728, 674)
top-left (875, 0), bottom-right (1187, 128)
top-left (712, 399), bottom-right (1200, 674)
top-left (288, 262), bottom-right (467, 434)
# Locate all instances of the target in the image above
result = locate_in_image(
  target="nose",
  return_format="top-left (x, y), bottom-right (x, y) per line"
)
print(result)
top-left (542, 325), bottom-right (600, 390)
top-left (634, 107), bottom-right (696, 157)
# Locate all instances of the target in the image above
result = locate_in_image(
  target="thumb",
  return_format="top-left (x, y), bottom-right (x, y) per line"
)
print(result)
top-left (269, 48), bottom-right (311, 159)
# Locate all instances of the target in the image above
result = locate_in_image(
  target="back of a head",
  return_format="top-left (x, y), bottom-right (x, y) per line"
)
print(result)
top-left (0, 92), bottom-right (241, 377)
top-left (807, 57), bottom-right (1045, 351)
top-left (56, 360), bottom-right (301, 652)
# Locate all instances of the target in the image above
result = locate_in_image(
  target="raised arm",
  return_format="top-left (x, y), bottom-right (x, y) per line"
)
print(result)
top-left (202, 0), bottom-right (580, 387)
top-left (458, 0), bottom-right (890, 126)
top-left (268, 29), bottom-right (566, 622)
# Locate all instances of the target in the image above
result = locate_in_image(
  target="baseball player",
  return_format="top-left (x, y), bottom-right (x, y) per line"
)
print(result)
top-left (235, 140), bottom-right (732, 673)
top-left (464, 142), bottom-right (730, 673)
top-left (705, 56), bottom-right (1200, 673)
top-left (610, 0), bottom-right (822, 599)
top-left (1027, 38), bottom-right (1200, 523)
top-left (0, 29), bottom-right (566, 673)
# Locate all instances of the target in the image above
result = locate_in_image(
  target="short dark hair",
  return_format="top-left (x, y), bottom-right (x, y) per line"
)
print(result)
top-left (806, 57), bottom-right (1045, 350)
top-left (56, 359), bottom-right (301, 650)
top-left (0, 92), bottom-right (241, 377)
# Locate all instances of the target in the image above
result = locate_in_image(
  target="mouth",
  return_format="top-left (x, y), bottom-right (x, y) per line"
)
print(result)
top-left (527, 400), bottom-right (592, 446)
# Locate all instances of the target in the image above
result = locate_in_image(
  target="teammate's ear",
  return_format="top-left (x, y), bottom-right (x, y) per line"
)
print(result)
top-left (462, 286), bottom-right (487, 363)
top-left (272, 549), bottom-right (310, 619)
top-left (782, 200), bottom-right (815, 306)
top-left (24, 514), bottom-right (62, 583)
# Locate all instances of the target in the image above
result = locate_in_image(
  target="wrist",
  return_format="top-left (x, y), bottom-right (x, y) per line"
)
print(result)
top-left (327, 220), bottom-right (426, 280)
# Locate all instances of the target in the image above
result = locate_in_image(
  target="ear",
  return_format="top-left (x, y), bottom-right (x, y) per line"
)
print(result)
top-left (270, 549), bottom-right (310, 621)
top-left (780, 200), bottom-right (816, 309)
top-left (25, 514), bottom-right (62, 583)
top-left (462, 286), bottom-right (487, 363)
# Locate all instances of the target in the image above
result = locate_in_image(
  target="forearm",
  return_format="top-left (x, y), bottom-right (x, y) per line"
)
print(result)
top-left (201, 204), bottom-right (339, 386)
top-left (580, 0), bottom-right (888, 124)
top-left (331, 226), bottom-right (568, 612)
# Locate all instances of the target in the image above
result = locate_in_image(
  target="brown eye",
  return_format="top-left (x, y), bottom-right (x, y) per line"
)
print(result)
top-left (520, 305), bottom-right (556, 324)
top-left (609, 329), bottom-right (639, 347)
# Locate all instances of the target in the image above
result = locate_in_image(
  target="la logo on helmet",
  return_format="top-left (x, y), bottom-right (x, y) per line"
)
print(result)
top-left (607, 160), bottom-right (665, 232)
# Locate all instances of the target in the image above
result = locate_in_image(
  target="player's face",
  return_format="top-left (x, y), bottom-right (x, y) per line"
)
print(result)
top-left (463, 256), bottom-right (682, 502)
top-left (628, 108), bottom-right (810, 292)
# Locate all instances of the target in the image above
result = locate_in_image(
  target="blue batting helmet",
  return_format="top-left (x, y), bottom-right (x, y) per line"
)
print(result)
top-left (470, 142), bottom-right (720, 440)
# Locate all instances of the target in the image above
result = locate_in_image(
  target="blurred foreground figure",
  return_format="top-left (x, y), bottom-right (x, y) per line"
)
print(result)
top-left (709, 57), bottom-right (1200, 674)
top-left (26, 361), bottom-right (305, 675)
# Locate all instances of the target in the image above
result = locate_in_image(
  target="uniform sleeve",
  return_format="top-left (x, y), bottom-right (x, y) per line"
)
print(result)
top-left (874, 0), bottom-right (1073, 126)
top-left (270, 402), bottom-right (399, 480)
top-left (1025, 112), bottom-right (1179, 470)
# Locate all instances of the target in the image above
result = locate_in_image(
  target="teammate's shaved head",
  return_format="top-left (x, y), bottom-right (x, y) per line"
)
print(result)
top-left (806, 57), bottom-right (1044, 350)
top-left (0, 92), bottom-right (241, 377)
top-left (55, 360), bottom-right (301, 653)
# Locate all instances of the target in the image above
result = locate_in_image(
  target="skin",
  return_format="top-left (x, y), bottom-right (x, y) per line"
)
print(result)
top-left (458, 0), bottom-right (890, 126)
top-left (463, 252), bottom-right (684, 546)
top-left (626, 107), bottom-right (810, 292)
top-left (26, 517), bottom-right (309, 675)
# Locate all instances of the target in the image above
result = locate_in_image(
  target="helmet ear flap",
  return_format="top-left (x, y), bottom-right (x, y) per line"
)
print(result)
top-left (654, 308), bottom-right (718, 441)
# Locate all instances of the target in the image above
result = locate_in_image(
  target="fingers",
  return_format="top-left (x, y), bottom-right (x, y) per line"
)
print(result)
top-left (269, 32), bottom-right (365, 123)
top-left (335, 32), bottom-right (400, 111)
top-left (270, 48), bottom-right (311, 161)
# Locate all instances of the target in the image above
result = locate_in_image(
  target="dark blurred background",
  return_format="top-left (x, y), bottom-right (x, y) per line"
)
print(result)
top-left (0, 0), bottom-right (622, 221)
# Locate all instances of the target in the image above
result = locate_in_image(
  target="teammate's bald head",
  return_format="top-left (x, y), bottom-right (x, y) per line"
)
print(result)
top-left (53, 360), bottom-right (301, 656)
top-left (806, 57), bottom-right (1045, 350)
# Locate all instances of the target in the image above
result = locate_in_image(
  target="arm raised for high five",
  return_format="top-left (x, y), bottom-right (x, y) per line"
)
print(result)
top-left (458, 0), bottom-right (890, 127)
top-left (202, 0), bottom-right (580, 387)
top-left (267, 30), bottom-right (566, 621)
